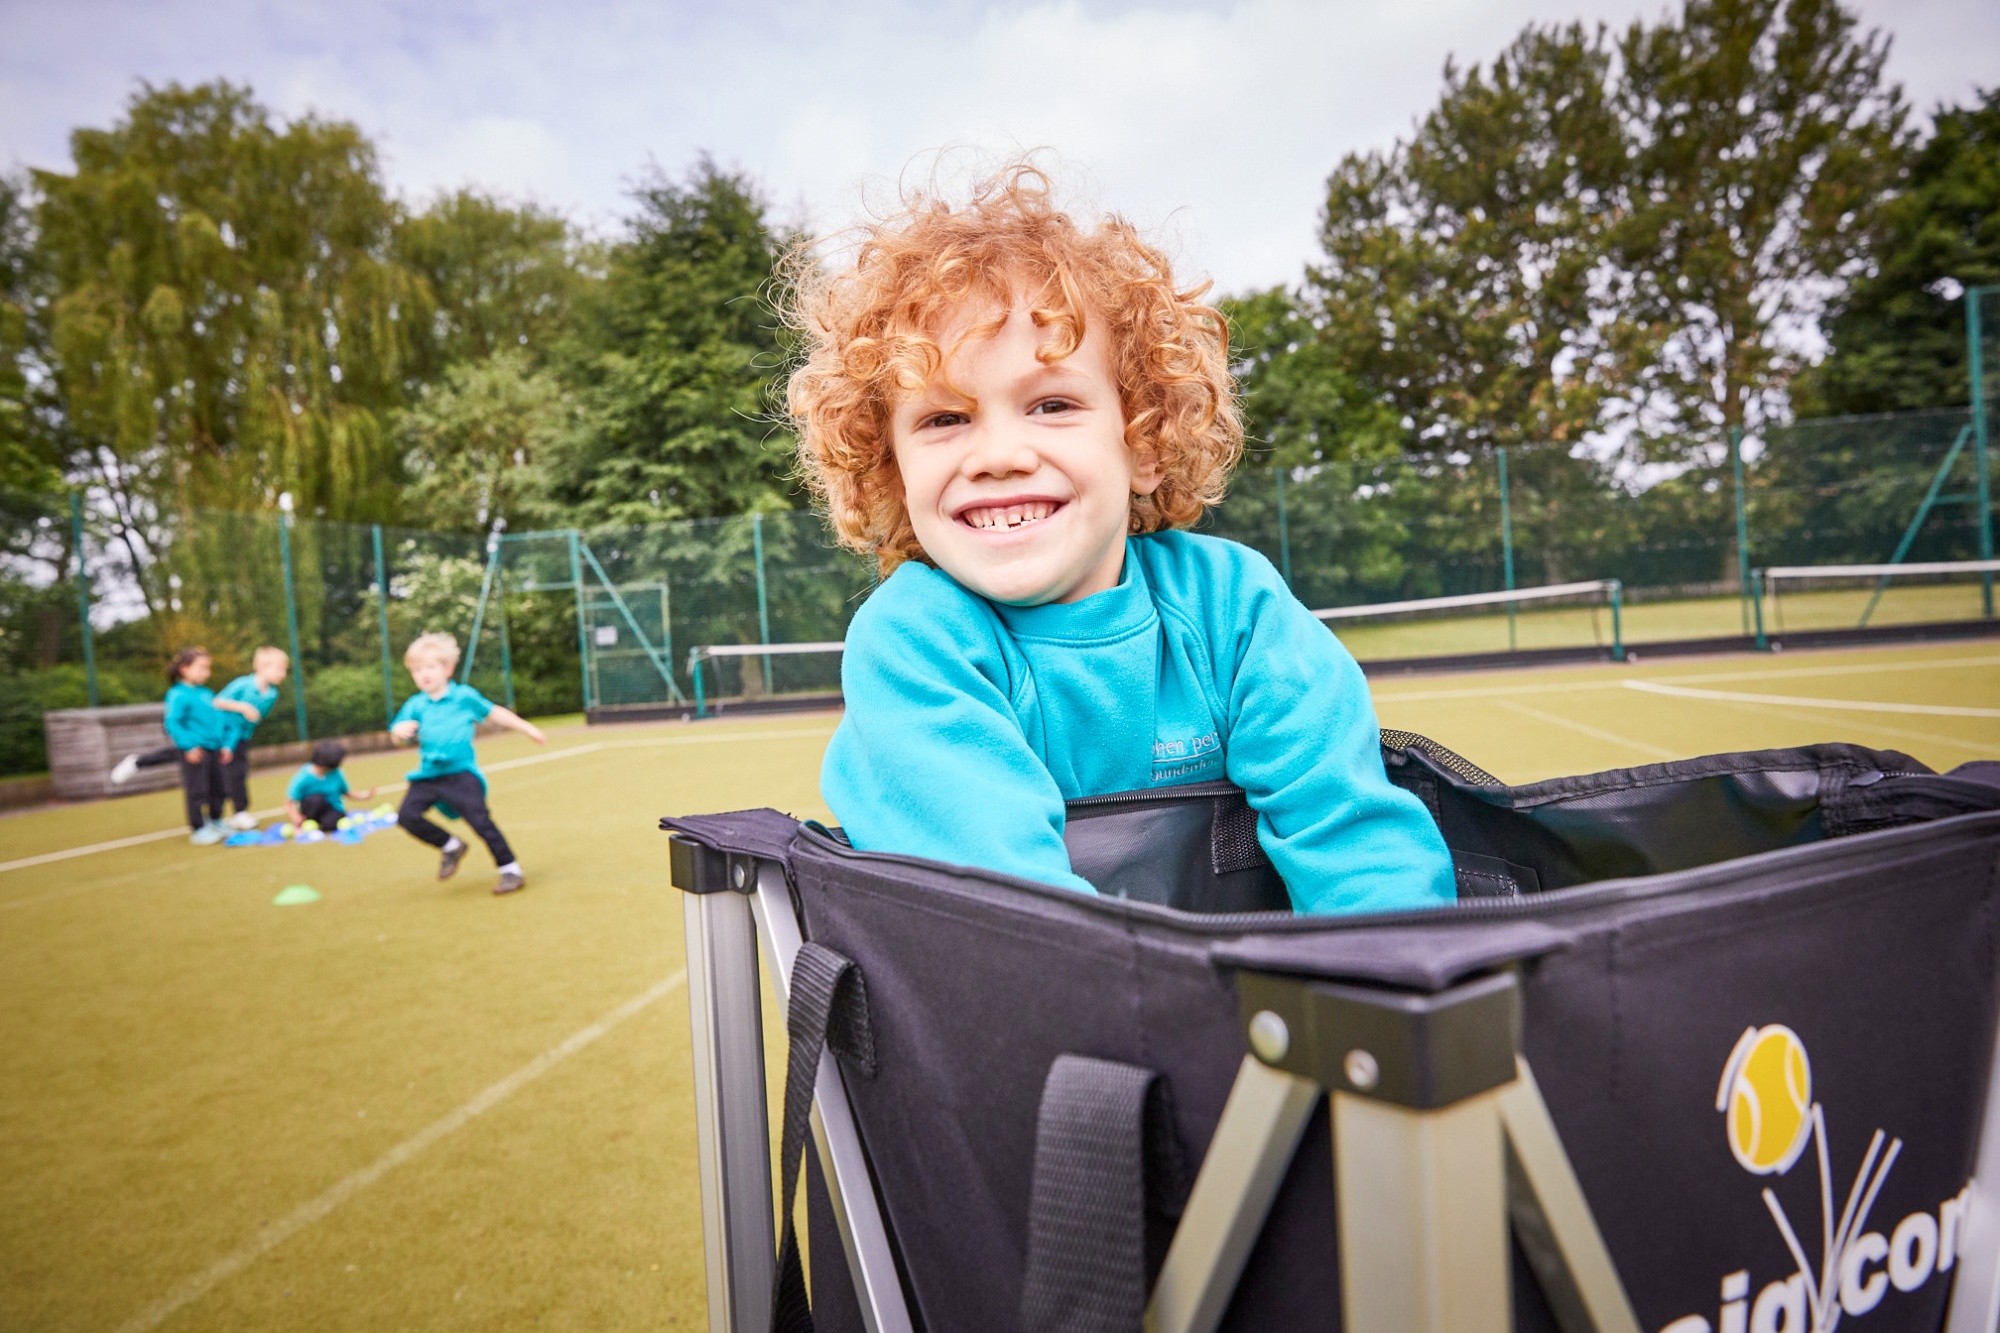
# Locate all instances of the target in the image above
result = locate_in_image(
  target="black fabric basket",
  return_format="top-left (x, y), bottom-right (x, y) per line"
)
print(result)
top-left (666, 737), bottom-right (2000, 1332)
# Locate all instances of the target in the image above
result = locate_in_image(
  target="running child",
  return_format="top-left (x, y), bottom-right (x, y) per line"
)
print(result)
top-left (390, 632), bottom-right (544, 894)
top-left (286, 740), bottom-right (376, 832)
top-left (214, 646), bottom-right (290, 829)
top-left (158, 647), bottom-right (233, 845)
top-left (785, 165), bottom-right (1454, 914)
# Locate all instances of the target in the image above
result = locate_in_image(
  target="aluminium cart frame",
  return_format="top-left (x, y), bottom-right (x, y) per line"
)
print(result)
top-left (672, 840), bottom-right (2000, 1333)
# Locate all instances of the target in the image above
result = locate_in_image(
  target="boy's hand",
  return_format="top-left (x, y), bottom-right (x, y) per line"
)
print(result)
top-left (184, 748), bottom-right (205, 762)
top-left (220, 748), bottom-right (234, 764)
top-left (391, 720), bottom-right (419, 742)
top-left (524, 723), bottom-right (547, 746)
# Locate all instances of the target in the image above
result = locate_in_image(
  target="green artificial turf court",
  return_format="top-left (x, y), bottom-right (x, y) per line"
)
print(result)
top-left (2, 638), bottom-right (1996, 1330)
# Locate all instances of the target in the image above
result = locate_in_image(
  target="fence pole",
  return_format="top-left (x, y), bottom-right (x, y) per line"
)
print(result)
top-left (752, 512), bottom-right (772, 694)
top-left (497, 563), bottom-right (516, 712)
top-left (278, 501), bottom-right (309, 741)
top-left (1274, 467), bottom-right (1293, 589)
top-left (568, 531), bottom-right (592, 712)
top-left (1497, 448), bottom-right (1517, 652)
top-left (1730, 426), bottom-right (1753, 635)
top-left (69, 492), bottom-right (98, 707)
top-left (372, 524), bottom-right (395, 728)
top-left (1969, 287), bottom-right (1994, 618)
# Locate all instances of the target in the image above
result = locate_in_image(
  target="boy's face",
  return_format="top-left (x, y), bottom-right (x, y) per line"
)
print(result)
top-left (255, 654), bottom-right (290, 686)
top-left (889, 300), bottom-right (1159, 607)
top-left (406, 655), bottom-right (454, 696)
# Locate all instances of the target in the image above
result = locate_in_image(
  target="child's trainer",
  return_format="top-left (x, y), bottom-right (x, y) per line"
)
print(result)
top-left (786, 164), bottom-right (1453, 915)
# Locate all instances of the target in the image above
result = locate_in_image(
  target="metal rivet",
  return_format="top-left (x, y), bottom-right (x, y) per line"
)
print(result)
top-left (1344, 1048), bottom-right (1380, 1091)
top-left (1247, 1010), bottom-right (1290, 1064)
top-left (731, 863), bottom-right (747, 889)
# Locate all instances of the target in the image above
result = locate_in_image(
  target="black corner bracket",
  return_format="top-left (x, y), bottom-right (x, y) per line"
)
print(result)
top-left (1235, 968), bottom-right (1521, 1110)
top-left (668, 834), bottom-right (758, 896)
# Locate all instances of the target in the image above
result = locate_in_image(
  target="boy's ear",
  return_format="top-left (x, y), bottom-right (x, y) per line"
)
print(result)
top-left (1130, 446), bottom-right (1164, 497)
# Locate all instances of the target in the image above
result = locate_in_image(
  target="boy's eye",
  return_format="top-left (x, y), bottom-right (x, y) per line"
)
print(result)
top-left (921, 410), bottom-right (969, 430)
top-left (1029, 398), bottom-right (1077, 416)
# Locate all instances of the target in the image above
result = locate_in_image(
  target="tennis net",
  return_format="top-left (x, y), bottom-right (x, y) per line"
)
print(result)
top-left (1312, 580), bottom-right (1625, 663)
top-left (686, 641), bottom-right (846, 717)
top-left (1755, 560), bottom-right (2000, 638)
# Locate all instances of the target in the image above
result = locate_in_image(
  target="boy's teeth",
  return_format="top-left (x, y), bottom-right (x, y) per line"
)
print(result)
top-left (969, 502), bottom-right (1055, 530)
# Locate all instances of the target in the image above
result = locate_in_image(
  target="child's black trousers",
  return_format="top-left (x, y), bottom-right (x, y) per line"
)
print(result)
top-left (297, 793), bottom-right (342, 831)
top-left (178, 751), bottom-right (223, 830)
top-left (221, 747), bottom-right (251, 813)
top-left (398, 772), bottom-right (515, 866)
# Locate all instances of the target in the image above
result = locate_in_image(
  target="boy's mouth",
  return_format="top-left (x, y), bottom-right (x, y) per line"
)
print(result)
top-left (956, 499), bottom-right (1062, 532)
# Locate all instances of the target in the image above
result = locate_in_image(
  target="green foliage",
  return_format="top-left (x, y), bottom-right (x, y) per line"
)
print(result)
top-left (394, 349), bottom-right (578, 532)
top-left (1797, 88), bottom-right (2000, 414)
top-left (548, 160), bottom-right (798, 526)
top-left (0, 662), bottom-right (155, 774)
top-left (1302, 0), bottom-right (1906, 457)
top-left (34, 82), bottom-right (427, 530)
top-left (1, 174), bottom-right (64, 501)
top-left (394, 190), bottom-right (585, 373)
top-left (1222, 287), bottom-right (1402, 468)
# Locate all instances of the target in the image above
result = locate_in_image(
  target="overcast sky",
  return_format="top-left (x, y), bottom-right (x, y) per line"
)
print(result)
top-left (2, 0), bottom-right (1992, 295)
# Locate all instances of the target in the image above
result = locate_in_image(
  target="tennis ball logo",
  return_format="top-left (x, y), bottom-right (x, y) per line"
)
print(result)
top-left (1716, 1024), bottom-right (1813, 1175)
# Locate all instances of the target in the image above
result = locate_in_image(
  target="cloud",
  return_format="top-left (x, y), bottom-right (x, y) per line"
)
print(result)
top-left (2, 0), bottom-right (1992, 293)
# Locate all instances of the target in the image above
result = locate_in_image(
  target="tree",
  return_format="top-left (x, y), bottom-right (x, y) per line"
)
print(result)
top-left (33, 80), bottom-right (427, 569)
top-left (1795, 87), bottom-right (2000, 415)
top-left (1308, 22), bottom-right (1630, 454)
top-left (395, 347), bottom-right (578, 531)
top-left (547, 160), bottom-right (797, 527)
top-left (394, 190), bottom-right (587, 375)
top-left (1613, 0), bottom-right (1910, 442)
top-left (0, 173), bottom-right (64, 501)
top-left (1223, 286), bottom-right (1402, 468)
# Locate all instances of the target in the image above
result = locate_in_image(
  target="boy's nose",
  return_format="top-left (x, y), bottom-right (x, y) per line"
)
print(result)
top-left (960, 421), bottom-right (1040, 481)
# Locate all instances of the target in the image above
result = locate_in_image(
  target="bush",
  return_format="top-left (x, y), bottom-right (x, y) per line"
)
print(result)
top-left (0, 663), bottom-right (157, 776)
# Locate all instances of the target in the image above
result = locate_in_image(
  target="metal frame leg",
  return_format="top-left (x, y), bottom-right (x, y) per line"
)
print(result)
top-left (750, 865), bottom-right (915, 1333)
top-left (1335, 1087), bottom-right (1509, 1333)
top-left (1945, 997), bottom-right (2000, 1333)
top-left (1147, 1056), bottom-right (1322, 1333)
top-left (683, 889), bottom-right (775, 1333)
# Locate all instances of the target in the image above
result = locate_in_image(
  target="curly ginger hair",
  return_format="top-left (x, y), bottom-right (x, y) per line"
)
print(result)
top-left (783, 165), bottom-right (1244, 575)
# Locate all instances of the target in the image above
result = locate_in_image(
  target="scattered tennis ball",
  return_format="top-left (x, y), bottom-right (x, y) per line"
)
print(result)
top-left (272, 884), bottom-right (320, 906)
top-left (336, 816), bottom-right (353, 830)
top-left (278, 824), bottom-right (295, 839)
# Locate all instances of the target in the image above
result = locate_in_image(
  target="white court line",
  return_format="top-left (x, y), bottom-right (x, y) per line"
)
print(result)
top-left (1625, 680), bottom-right (2000, 718)
top-left (1369, 651), bottom-right (2000, 705)
top-left (110, 970), bottom-right (687, 1333)
top-left (1495, 698), bottom-right (1681, 761)
top-left (0, 725), bottom-right (838, 877)
top-left (1670, 695), bottom-right (1994, 755)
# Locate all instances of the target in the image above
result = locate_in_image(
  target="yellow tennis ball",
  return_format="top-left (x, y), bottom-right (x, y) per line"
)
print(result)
top-left (1723, 1025), bottom-right (1812, 1174)
top-left (278, 824), bottom-right (294, 839)
top-left (337, 816), bottom-right (352, 830)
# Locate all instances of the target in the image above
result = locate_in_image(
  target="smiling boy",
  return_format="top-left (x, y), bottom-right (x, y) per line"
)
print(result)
top-left (786, 166), bottom-right (1454, 915)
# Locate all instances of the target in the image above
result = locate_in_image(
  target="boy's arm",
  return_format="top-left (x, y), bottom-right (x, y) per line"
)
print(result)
top-left (212, 698), bottom-right (260, 719)
top-left (1214, 560), bottom-right (1455, 914)
top-left (823, 574), bottom-right (1095, 895)
top-left (286, 799), bottom-right (304, 827)
top-left (389, 695), bottom-right (419, 742)
top-left (484, 704), bottom-right (546, 746)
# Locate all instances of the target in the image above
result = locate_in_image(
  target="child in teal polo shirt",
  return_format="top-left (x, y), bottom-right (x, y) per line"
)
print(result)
top-left (160, 647), bottom-right (233, 844)
top-left (287, 740), bottom-right (377, 832)
top-left (391, 632), bottom-right (546, 895)
top-left (785, 167), bottom-right (1453, 914)
top-left (215, 646), bottom-right (291, 829)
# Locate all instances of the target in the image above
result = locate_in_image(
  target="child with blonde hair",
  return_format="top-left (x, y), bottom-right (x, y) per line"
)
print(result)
top-left (786, 165), bottom-right (1452, 914)
top-left (214, 645), bottom-right (290, 829)
top-left (390, 632), bottom-right (544, 894)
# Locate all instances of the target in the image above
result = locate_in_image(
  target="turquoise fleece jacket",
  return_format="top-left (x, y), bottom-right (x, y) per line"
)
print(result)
top-left (215, 675), bottom-right (279, 749)
top-left (821, 531), bottom-right (1455, 915)
top-left (163, 682), bottom-right (229, 751)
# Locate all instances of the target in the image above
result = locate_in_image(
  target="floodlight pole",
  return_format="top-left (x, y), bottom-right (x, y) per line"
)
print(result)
top-left (1498, 448), bottom-right (1516, 652)
top-left (69, 492), bottom-right (98, 707)
top-left (372, 524), bottom-right (395, 729)
top-left (1968, 287), bottom-right (1994, 618)
top-left (278, 495), bottom-right (309, 741)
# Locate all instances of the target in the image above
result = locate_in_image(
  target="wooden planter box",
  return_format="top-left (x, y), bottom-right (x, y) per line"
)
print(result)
top-left (44, 704), bottom-right (177, 801)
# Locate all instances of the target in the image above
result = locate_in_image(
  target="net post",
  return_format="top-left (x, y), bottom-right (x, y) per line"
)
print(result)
top-left (278, 496), bottom-right (309, 742)
top-left (692, 652), bottom-right (707, 719)
top-left (1607, 580), bottom-right (1623, 662)
top-left (1498, 448), bottom-right (1516, 652)
top-left (69, 492), bottom-right (98, 707)
top-left (752, 513), bottom-right (773, 694)
top-left (1275, 466), bottom-right (1294, 589)
top-left (462, 532), bottom-right (501, 683)
top-left (567, 530), bottom-right (592, 712)
top-left (1751, 568), bottom-right (1767, 651)
top-left (497, 559), bottom-right (516, 712)
top-left (1967, 286), bottom-right (1993, 618)
top-left (372, 524), bottom-right (395, 729)
top-left (1730, 425), bottom-right (1752, 635)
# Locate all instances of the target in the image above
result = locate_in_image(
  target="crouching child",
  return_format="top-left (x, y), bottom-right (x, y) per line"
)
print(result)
top-left (287, 740), bottom-right (377, 832)
top-left (390, 632), bottom-right (545, 894)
